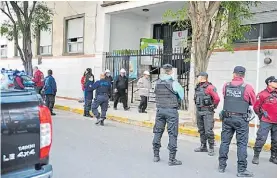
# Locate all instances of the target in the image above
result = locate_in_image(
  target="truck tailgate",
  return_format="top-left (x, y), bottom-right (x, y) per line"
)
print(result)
top-left (1, 90), bottom-right (41, 174)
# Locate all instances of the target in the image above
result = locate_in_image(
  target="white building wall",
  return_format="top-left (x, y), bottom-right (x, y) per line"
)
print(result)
top-left (109, 14), bottom-right (148, 51)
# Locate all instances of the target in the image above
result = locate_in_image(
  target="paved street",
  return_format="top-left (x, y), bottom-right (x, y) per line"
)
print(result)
top-left (50, 111), bottom-right (276, 178)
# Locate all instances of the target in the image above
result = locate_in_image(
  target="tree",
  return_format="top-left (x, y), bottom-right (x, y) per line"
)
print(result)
top-left (163, 1), bottom-right (257, 121)
top-left (1, 1), bottom-right (53, 75)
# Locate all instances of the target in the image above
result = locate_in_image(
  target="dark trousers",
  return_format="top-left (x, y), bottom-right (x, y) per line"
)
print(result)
top-left (34, 86), bottom-right (43, 95)
top-left (92, 95), bottom-right (109, 119)
top-left (196, 110), bottom-right (215, 147)
top-left (219, 116), bottom-right (249, 172)
top-left (138, 96), bottom-right (148, 112)
top-left (84, 99), bottom-right (92, 112)
top-left (35, 86), bottom-right (44, 100)
top-left (45, 94), bottom-right (55, 113)
top-left (254, 121), bottom-right (277, 156)
top-left (152, 108), bottom-right (179, 154)
top-left (114, 89), bottom-right (127, 109)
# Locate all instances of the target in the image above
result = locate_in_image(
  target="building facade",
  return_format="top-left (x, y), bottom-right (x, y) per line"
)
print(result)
top-left (1, 1), bottom-right (277, 104)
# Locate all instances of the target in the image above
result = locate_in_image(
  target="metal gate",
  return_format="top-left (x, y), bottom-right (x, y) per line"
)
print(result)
top-left (103, 51), bottom-right (131, 79)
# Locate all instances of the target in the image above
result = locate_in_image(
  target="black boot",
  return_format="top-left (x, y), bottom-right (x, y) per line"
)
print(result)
top-left (269, 153), bottom-right (277, 164)
top-left (100, 118), bottom-right (105, 126)
top-left (237, 170), bottom-right (254, 177)
top-left (168, 153), bottom-right (182, 166)
top-left (84, 111), bottom-right (93, 118)
top-left (252, 152), bottom-right (260, 165)
top-left (153, 150), bottom-right (160, 162)
top-left (194, 144), bottom-right (208, 152)
top-left (95, 118), bottom-right (103, 125)
top-left (208, 145), bottom-right (215, 156)
top-left (218, 166), bottom-right (225, 173)
top-left (50, 109), bottom-right (56, 116)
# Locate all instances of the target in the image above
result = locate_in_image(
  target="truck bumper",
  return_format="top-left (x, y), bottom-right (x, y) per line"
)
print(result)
top-left (2, 164), bottom-right (53, 178)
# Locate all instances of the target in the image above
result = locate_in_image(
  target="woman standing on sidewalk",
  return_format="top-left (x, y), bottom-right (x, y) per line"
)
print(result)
top-left (79, 71), bottom-right (86, 103)
top-left (137, 71), bottom-right (151, 113)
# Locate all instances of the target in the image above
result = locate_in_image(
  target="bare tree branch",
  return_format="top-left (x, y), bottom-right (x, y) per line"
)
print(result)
top-left (206, 6), bottom-right (224, 60)
top-left (0, 2), bottom-right (15, 24)
top-left (23, 1), bottom-right (28, 19)
top-left (14, 1), bottom-right (25, 16)
top-left (188, 1), bottom-right (196, 21)
top-left (207, 1), bottom-right (221, 19)
top-left (13, 25), bottom-right (25, 63)
top-left (10, 1), bottom-right (24, 31)
top-left (28, 1), bottom-right (37, 21)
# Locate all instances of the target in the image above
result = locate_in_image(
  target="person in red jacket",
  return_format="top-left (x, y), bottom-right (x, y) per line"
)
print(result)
top-left (218, 66), bottom-right (256, 177)
top-left (252, 76), bottom-right (277, 165)
top-left (79, 71), bottom-right (86, 103)
top-left (13, 70), bottom-right (25, 90)
top-left (32, 66), bottom-right (44, 95)
top-left (194, 72), bottom-right (220, 156)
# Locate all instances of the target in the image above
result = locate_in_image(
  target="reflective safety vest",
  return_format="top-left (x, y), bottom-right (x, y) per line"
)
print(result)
top-left (223, 83), bottom-right (249, 114)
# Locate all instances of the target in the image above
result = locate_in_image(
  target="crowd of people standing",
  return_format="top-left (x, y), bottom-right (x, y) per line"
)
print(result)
top-left (13, 66), bottom-right (57, 116)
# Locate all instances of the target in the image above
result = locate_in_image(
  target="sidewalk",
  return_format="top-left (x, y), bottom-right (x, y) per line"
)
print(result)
top-left (54, 98), bottom-right (271, 151)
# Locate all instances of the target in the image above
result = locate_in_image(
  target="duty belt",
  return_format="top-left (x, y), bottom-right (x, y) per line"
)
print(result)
top-left (197, 106), bottom-right (213, 111)
top-left (224, 111), bottom-right (247, 118)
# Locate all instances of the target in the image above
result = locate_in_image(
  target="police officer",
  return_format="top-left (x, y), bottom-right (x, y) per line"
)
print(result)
top-left (252, 76), bottom-right (277, 165)
top-left (152, 64), bottom-right (184, 166)
top-left (194, 72), bottom-right (220, 156)
top-left (218, 66), bottom-right (256, 177)
top-left (91, 72), bottom-right (111, 126)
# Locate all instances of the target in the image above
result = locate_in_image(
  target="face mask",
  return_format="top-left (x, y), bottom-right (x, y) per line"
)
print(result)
top-left (89, 78), bottom-right (93, 81)
top-left (106, 73), bottom-right (110, 77)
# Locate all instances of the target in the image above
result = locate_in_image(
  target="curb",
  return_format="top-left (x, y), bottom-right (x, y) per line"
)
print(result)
top-left (54, 104), bottom-right (271, 151)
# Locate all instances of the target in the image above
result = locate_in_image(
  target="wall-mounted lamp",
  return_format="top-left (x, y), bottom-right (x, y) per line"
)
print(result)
top-left (264, 57), bottom-right (272, 65)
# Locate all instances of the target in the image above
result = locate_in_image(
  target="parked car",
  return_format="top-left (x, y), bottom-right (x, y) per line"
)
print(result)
top-left (1, 89), bottom-right (53, 178)
top-left (0, 72), bottom-right (35, 89)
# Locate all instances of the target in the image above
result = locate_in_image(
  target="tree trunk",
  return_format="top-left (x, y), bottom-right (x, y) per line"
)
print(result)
top-left (187, 2), bottom-right (214, 124)
top-left (188, 33), bottom-right (197, 124)
top-left (22, 25), bottom-right (33, 76)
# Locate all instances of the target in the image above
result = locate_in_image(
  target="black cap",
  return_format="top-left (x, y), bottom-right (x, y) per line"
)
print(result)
top-left (162, 64), bottom-right (173, 70)
top-left (265, 76), bottom-right (277, 85)
top-left (233, 66), bottom-right (246, 74)
top-left (197, 72), bottom-right (208, 77)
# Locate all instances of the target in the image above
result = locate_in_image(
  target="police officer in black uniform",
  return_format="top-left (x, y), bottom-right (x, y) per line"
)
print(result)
top-left (91, 72), bottom-right (111, 126)
top-left (152, 64), bottom-right (184, 166)
top-left (218, 66), bottom-right (256, 177)
top-left (194, 72), bottom-right (220, 156)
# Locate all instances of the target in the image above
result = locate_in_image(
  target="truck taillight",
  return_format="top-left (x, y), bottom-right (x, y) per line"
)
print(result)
top-left (39, 105), bottom-right (52, 159)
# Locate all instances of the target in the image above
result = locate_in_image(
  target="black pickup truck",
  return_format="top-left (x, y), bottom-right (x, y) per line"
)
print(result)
top-left (1, 89), bottom-right (53, 178)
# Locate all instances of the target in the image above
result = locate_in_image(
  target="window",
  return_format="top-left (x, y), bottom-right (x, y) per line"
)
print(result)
top-left (66, 17), bottom-right (84, 54)
top-left (263, 21), bottom-right (277, 39)
top-left (242, 24), bottom-right (260, 41)
top-left (237, 21), bottom-right (277, 42)
top-left (39, 23), bottom-right (52, 55)
top-left (0, 45), bottom-right (7, 58)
